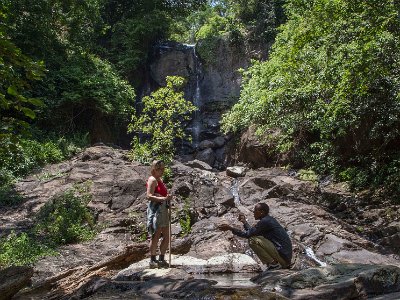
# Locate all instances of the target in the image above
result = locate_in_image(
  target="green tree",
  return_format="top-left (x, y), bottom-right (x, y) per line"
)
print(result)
top-left (0, 2), bottom-right (45, 139)
top-left (226, 0), bottom-right (285, 42)
top-left (170, 0), bottom-right (285, 44)
top-left (1, 1), bottom-right (47, 186)
top-left (99, 0), bottom-right (206, 77)
top-left (40, 53), bottom-right (136, 136)
top-left (127, 76), bottom-right (197, 163)
top-left (7, 0), bottom-right (102, 62)
top-left (222, 0), bottom-right (400, 195)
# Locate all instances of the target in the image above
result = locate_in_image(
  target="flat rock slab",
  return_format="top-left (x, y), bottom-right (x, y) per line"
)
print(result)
top-left (115, 253), bottom-right (260, 281)
top-left (253, 263), bottom-right (400, 300)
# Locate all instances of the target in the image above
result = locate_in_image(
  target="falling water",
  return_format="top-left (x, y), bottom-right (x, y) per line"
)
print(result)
top-left (190, 45), bottom-right (202, 147)
top-left (231, 179), bottom-right (241, 206)
top-left (304, 247), bottom-right (327, 267)
top-left (230, 179), bottom-right (252, 216)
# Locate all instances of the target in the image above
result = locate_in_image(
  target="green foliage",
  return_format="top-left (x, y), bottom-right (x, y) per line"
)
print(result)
top-left (34, 184), bottom-right (95, 245)
top-left (179, 198), bottom-right (192, 236)
top-left (5, 0), bottom-right (134, 139)
top-left (0, 184), bottom-right (96, 267)
top-left (0, 132), bottom-right (88, 187)
top-left (169, 0), bottom-right (284, 46)
top-left (0, 2), bottom-right (45, 140)
top-left (0, 185), bottom-right (24, 207)
top-left (0, 137), bottom-right (62, 185)
top-left (107, 10), bottom-right (170, 75)
top-left (136, 225), bottom-right (148, 242)
top-left (128, 211), bottom-right (148, 242)
top-left (196, 36), bottom-right (222, 65)
top-left (42, 53), bottom-right (136, 133)
top-left (100, 0), bottom-right (206, 76)
top-left (0, 232), bottom-right (56, 267)
top-left (298, 169), bottom-right (318, 182)
top-left (7, 0), bottom-right (102, 61)
top-left (196, 15), bottom-right (230, 40)
top-left (222, 0), bottom-right (400, 195)
top-left (162, 166), bottom-right (174, 188)
top-left (226, 0), bottom-right (286, 43)
top-left (128, 76), bottom-right (197, 164)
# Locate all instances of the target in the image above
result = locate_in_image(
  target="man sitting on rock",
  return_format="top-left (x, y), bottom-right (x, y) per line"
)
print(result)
top-left (218, 202), bottom-right (292, 270)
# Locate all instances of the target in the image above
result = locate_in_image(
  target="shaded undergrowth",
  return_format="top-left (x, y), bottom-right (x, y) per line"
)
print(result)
top-left (0, 183), bottom-right (96, 268)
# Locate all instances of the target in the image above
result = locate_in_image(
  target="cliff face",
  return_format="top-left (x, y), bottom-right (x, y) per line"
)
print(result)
top-left (142, 37), bottom-right (270, 168)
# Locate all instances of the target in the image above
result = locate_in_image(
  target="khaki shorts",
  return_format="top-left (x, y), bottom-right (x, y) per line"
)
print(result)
top-left (154, 202), bottom-right (169, 228)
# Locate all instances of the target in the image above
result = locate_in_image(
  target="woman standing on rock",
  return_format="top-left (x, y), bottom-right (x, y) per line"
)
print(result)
top-left (146, 160), bottom-right (172, 268)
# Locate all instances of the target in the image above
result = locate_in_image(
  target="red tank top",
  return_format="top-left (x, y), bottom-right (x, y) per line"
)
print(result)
top-left (147, 177), bottom-right (168, 197)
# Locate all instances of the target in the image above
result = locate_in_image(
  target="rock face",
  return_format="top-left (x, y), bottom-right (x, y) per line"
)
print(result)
top-left (143, 38), bottom-right (264, 169)
top-left (253, 264), bottom-right (400, 300)
top-left (1, 146), bottom-right (399, 299)
top-left (225, 126), bottom-right (289, 168)
top-left (0, 266), bottom-right (33, 300)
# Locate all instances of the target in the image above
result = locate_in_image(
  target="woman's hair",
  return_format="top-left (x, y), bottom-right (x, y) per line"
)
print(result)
top-left (151, 160), bottom-right (164, 173)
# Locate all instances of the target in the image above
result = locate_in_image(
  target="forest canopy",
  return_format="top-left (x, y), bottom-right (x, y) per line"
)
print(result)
top-left (1, 0), bottom-right (400, 199)
top-left (221, 0), bottom-right (400, 196)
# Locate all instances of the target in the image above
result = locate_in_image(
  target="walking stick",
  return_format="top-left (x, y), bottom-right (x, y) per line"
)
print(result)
top-left (168, 205), bottom-right (172, 268)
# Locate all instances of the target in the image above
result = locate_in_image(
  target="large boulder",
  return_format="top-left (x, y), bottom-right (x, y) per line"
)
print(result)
top-left (226, 125), bottom-right (287, 168)
top-left (0, 266), bottom-right (33, 300)
top-left (195, 148), bottom-right (216, 167)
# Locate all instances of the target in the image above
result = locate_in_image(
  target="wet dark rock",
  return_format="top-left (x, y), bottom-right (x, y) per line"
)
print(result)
top-left (214, 186), bottom-right (235, 207)
top-left (195, 148), bottom-right (216, 167)
top-left (212, 136), bottom-right (226, 148)
top-left (198, 139), bottom-right (215, 150)
top-left (226, 125), bottom-right (286, 168)
top-left (171, 177), bottom-right (193, 198)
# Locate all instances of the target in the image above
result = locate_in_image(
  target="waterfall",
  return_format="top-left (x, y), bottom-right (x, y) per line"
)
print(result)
top-left (230, 179), bottom-right (252, 215)
top-left (231, 179), bottom-right (241, 206)
top-left (304, 247), bottom-right (327, 267)
top-left (189, 44), bottom-right (203, 148)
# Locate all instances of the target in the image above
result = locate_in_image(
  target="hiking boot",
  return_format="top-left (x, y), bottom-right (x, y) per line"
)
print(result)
top-left (158, 259), bottom-right (169, 268)
top-left (149, 260), bottom-right (159, 269)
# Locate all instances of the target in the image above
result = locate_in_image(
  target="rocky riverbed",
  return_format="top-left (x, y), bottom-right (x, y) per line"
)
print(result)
top-left (1, 145), bottom-right (399, 299)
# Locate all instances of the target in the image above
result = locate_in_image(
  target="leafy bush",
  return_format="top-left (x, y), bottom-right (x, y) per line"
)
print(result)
top-left (0, 132), bottom-right (89, 187)
top-left (34, 186), bottom-right (95, 245)
top-left (0, 2), bottom-right (46, 141)
top-left (0, 232), bottom-right (55, 267)
top-left (0, 184), bottom-right (96, 267)
top-left (179, 198), bottom-right (192, 236)
top-left (162, 166), bottom-right (174, 188)
top-left (41, 53), bottom-right (136, 135)
top-left (0, 184), bottom-right (24, 207)
top-left (196, 15), bottom-right (229, 40)
top-left (127, 76), bottom-right (197, 164)
top-left (196, 35), bottom-right (223, 65)
top-left (298, 169), bottom-right (318, 182)
top-left (222, 0), bottom-right (400, 196)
